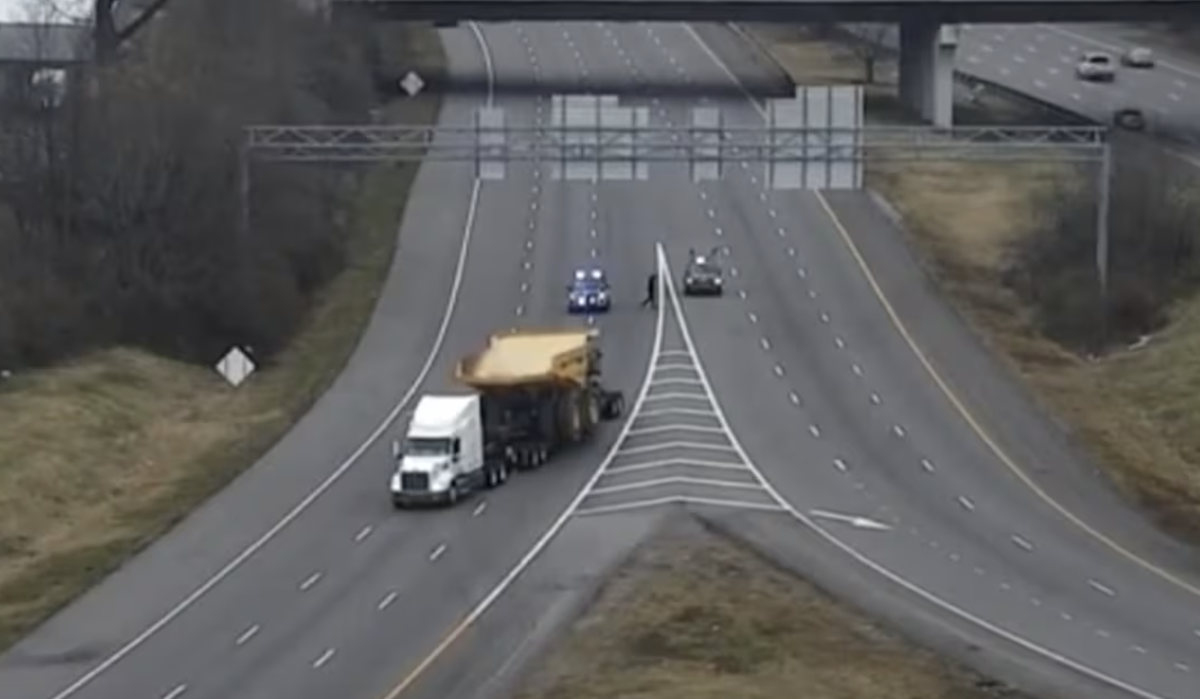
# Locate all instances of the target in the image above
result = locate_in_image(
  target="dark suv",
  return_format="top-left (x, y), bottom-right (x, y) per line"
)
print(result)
top-left (682, 248), bottom-right (724, 296)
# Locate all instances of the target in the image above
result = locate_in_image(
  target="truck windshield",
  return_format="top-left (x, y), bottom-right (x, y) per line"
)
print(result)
top-left (404, 437), bottom-right (452, 456)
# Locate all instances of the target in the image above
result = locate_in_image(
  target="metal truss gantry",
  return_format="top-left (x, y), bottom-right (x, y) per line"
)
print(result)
top-left (244, 122), bottom-right (1109, 162)
top-left (241, 88), bottom-right (1113, 296)
top-left (245, 89), bottom-right (1109, 191)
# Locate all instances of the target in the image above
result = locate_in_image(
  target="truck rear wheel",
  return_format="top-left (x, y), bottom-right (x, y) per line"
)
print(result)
top-left (601, 391), bottom-right (625, 420)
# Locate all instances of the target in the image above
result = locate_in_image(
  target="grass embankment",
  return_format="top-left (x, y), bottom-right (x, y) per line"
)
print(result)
top-left (750, 26), bottom-right (1200, 540)
top-left (515, 518), bottom-right (1034, 699)
top-left (0, 24), bottom-right (445, 651)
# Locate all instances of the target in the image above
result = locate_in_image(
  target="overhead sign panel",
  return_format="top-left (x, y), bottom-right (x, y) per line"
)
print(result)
top-left (690, 106), bottom-right (722, 183)
top-left (548, 93), bottom-right (647, 182)
top-left (765, 85), bottom-right (863, 191)
top-left (475, 106), bottom-right (507, 180)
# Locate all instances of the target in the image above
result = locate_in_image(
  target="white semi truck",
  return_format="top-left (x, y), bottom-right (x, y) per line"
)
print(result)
top-left (389, 327), bottom-right (625, 508)
top-left (390, 394), bottom-right (507, 507)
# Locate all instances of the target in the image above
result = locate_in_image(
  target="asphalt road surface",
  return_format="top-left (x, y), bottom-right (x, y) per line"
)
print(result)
top-left (957, 24), bottom-right (1200, 144)
top-left (396, 20), bottom-right (1200, 699)
top-left (0, 22), bottom-right (660, 699)
top-left (858, 21), bottom-right (1200, 150)
top-left (5, 17), bottom-right (1200, 699)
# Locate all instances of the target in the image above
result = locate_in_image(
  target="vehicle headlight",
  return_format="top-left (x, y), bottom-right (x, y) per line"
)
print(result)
top-left (715, 277), bottom-right (723, 284)
top-left (685, 277), bottom-right (694, 284)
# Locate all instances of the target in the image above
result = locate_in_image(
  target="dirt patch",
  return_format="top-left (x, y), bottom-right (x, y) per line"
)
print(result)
top-left (0, 24), bottom-right (445, 650)
top-left (751, 27), bottom-right (1200, 541)
top-left (515, 516), bottom-right (1034, 699)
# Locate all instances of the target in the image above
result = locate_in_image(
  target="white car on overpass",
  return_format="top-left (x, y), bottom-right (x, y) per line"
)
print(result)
top-left (1121, 46), bottom-right (1156, 68)
top-left (1075, 51), bottom-right (1116, 82)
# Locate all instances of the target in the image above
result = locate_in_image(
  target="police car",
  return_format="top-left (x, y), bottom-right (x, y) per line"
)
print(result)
top-left (566, 268), bottom-right (611, 313)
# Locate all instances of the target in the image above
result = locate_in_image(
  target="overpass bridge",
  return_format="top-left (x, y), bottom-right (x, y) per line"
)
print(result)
top-left (336, 0), bottom-right (1200, 24)
top-left (335, 0), bottom-right (1200, 127)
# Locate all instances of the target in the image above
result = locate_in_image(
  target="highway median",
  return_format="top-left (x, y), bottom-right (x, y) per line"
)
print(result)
top-left (749, 26), bottom-right (1200, 545)
top-left (512, 513), bottom-right (1039, 699)
top-left (0, 8), bottom-right (445, 650)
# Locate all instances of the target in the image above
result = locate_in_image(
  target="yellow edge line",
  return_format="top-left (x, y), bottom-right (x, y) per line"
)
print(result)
top-left (811, 189), bottom-right (1200, 599)
top-left (380, 618), bottom-right (471, 699)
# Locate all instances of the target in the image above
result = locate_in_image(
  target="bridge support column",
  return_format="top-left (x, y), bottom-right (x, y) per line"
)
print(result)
top-left (898, 21), bottom-right (958, 127)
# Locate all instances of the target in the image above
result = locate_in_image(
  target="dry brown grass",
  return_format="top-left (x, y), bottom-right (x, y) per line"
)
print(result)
top-left (752, 27), bottom-right (869, 85)
top-left (752, 27), bottom-right (1200, 540)
top-left (0, 24), bottom-right (445, 650)
top-left (515, 518), bottom-right (1031, 699)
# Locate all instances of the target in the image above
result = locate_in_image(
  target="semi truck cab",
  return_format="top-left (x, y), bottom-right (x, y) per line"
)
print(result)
top-left (390, 394), bottom-right (503, 507)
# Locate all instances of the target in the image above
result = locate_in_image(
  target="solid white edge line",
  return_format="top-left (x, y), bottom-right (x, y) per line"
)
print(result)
top-left (679, 27), bottom-right (1170, 699)
top-left (467, 21), bottom-right (496, 107)
top-left (378, 241), bottom-right (669, 699)
top-left (47, 24), bottom-right (499, 699)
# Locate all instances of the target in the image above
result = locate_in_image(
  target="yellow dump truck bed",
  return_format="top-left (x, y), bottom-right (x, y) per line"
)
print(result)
top-left (456, 328), bottom-right (597, 388)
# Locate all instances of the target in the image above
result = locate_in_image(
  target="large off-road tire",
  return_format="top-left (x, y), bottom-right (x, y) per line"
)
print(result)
top-left (579, 389), bottom-right (600, 437)
top-left (559, 388), bottom-right (584, 444)
top-left (601, 391), bottom-right (625, 420)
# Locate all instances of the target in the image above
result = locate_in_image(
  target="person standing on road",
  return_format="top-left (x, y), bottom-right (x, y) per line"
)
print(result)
top-left (640, 272), bottom-right (657, 309)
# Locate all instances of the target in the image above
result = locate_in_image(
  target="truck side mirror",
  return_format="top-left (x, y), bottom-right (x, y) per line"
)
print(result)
top-left (391, 440), bottom-right (400, 459)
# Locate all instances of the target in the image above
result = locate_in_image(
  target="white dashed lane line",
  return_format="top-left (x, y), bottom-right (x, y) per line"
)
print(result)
top-left (311, 647), bottom-right (336, 669)
top-left (235, 624), bottom-right (260, 647)
top-left (377, 590), bottom-right (399, 611)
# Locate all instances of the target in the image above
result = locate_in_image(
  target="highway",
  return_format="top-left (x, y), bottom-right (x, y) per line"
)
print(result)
top-left (3, 15), bottom-right (1200, 699)
top-left (0, 22), bottom-right (660, 699)
top-left (956, 24), bottom-right (1200, 144)
top-left (392, 19), bottom-right (1200, 699)
top-left (853, 21), bottom-right (1200, 147)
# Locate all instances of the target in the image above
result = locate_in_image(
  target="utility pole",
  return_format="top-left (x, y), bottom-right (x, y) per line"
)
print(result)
top-left (1094, 140), bottom-right (1114, 349)
top-left (238, 146), bottom-right (250, 238)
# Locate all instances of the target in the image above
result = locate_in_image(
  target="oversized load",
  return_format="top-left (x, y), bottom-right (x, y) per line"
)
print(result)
top-left (456, 328), bottom-right (625, 468)
top-left (456, 328), bottom-right (598, 388)
top-left (389, 327), bottom-right (626, 509)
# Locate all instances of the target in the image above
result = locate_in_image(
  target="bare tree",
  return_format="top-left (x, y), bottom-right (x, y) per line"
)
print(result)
top-left (843, 23), bottom-right (892, 84)
top-left (92, 0), bottom-right (174, 63)
top-left (1, 0), bottom-right (377, 369)
top-left (1011, 142), bottom-right (1200, 350)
